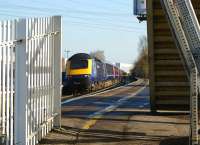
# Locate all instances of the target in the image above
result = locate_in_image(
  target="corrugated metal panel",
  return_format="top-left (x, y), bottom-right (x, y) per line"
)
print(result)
top-left (147, 0), bottom-right (200, 111)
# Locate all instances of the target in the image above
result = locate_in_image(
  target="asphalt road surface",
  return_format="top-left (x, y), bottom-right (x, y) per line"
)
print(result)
top-left (39, 79), bottom-right (190, 145)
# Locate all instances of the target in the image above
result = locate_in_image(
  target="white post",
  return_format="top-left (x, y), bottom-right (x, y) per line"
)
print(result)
top-left (53, 16), bottom-right (62, 128)
top-left (14, 19), bottom-right (27, 145)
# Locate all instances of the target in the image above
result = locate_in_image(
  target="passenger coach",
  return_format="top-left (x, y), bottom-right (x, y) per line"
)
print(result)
top-left (66, 53), bottom-right (126, 94)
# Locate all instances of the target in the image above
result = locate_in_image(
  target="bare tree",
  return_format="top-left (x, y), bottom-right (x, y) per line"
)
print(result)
top-left (90, 50), bottom-right (105, 61)
top-left (131, 36), bottom-right (148, 78)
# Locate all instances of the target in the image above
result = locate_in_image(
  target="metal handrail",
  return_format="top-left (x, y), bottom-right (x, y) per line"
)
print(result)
top-left (160, 0), bottom-right (200, 144)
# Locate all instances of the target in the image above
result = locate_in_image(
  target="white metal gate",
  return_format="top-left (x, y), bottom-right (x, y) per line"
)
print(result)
top-left (0, 16), bottom-right (62, 145)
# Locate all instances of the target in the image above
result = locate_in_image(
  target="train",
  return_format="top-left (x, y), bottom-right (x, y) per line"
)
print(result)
top-left (63, 53), bottom-right (128, 94)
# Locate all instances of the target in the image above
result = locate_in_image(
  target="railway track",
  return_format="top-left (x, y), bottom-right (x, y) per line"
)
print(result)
top-left (61, 79), bottom-right (147, 104)
top-left (61, 81), bottom-right (136, 102)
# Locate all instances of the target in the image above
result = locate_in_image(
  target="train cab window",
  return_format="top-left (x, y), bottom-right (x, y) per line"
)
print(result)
top-left (70, 59), bottom-right (88, 69)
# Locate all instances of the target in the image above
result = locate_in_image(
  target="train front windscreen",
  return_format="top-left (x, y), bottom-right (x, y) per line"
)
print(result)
top-left (70, 59), bottom-right (88, 69)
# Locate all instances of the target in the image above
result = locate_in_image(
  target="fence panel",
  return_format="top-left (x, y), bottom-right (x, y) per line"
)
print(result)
top-left (0, 20), bottom-right (16, 145)
top-left (0, 16), bottom-right (61, 145)
top-left (25, 16), bottom-right (61, 145)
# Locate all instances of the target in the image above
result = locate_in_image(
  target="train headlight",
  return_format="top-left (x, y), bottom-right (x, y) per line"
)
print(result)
top-left (84, 75), bottom-right (89, 77)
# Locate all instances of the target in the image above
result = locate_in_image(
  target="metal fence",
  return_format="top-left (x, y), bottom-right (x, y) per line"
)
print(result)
top-left (0, 16), bottom-right (62, 145)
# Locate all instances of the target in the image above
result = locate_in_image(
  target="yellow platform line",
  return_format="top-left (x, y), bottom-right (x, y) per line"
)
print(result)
top-left (82, 81), bottom-right (146, 130)
top-left (82, 119), bottom-right (97, 129)
top-left (82, 115), bottom-right (101, 129)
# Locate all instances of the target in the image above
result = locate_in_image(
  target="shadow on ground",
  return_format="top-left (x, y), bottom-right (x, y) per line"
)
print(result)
top-left (39, 125), bottom-right (189, 145)
top-left (62, 110), bottom-right (189, 125)
top-left (160, 137), bottom-right (189, 145)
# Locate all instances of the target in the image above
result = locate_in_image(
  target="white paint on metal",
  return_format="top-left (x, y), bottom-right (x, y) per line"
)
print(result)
top-left (52, 16), bottom-right (62, 128)
top-left (15, 19), bottom-right (27, 145)
top-left (0, 16), bottom-right (62, 145)
top-left (0, 19), bottom-right (16, 145)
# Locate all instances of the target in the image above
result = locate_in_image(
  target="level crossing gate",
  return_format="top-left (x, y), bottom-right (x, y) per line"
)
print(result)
top-left (0, 16), bottom-right (62, 145)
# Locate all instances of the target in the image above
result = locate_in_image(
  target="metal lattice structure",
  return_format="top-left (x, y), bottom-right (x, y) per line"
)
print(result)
top-left (0, 16), bottom-right (62, 145)
top-left (160, 0), bottom-right (200, 144)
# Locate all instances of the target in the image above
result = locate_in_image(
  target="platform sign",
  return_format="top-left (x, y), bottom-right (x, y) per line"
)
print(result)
top-left (134, 0), bottom-right (146, 15)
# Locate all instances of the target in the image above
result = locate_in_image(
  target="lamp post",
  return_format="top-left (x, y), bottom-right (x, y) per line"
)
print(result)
top-left (64, 48), bottom-right (71, 60)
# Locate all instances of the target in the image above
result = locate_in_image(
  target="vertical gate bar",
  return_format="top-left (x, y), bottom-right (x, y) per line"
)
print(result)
top-left (29, 18), bottom-right (32, 145)
top-left (28, 19), bottom-right (31, 145)
top-left (45, 17), bottom-right (48, 132)
top-left (40, 17), bottom-right (42, 140)
top-left (3, 21), bottom-right (6, 143)
top-left (47, 17), bottom-right (50, 131)
top-left (44, 16), bottom-right (46, 136)
top-left (40, 18), bottom-right (43, 138)
top-left (38, 18), bottom-right (41, 142)
top-left (40, 17), bottom-right (43, 140)
top-left (0, 22), bottom-right (2, 140)
top-left (49, 17), bottom-right (53, 129)
top-left (0, 44), bottom-right (1, 136)
top-left (6, 20), bottom-right (10, 145)
top-left (8, 20), bottom-right (12, 145)
top-left (43, 17), bottom-right (46, 137)
top-left (27, 18), bottom-right (30, 145)
top-left (53, 16), bottom-right (61, 128)
top-left (43, 18), bottom-right (46, 136)
top-left (35, 17), bottom-right (38, 144)
top-left (14, 18), bottom-right (27, 145)
top-left (42, 17), bottom-right (45, 138)
top-left (49, 18), bottom-right (51, 129)
top-left (30, 18), bottom-right (34, 145)
top-left (33, 17), bottom-right (36, 145)
top-left (30, 18), bottom-right (32, 145)
top-left (0, 21), bottom-right (2, 140)
top-left (40, 17), bottom-right (43, 138)
top-left (32, 18), bottom-right (35, 145)
top-left (51, 17), bottom-right (55, 128)
top-left (50, 17), bottom-right (53, 129)
top-left (45, 17), bottom-right (48, 133)
top-left (49, 17), bottom-right (52, 129)
top-left (44, 17), bottom-right (47, 136)
top-left (0, 21), bottom-right (2, 137)
top-left (33, 18), bottom-right (36, 145)
top-left (2, 21), bottom-right (6, 137)
top-left (30, 18), bottom-right (33, 145)
top-left (38, 17), bottom-right (42, 141)
top-left (35, 18), bottom-right (39, 144)
top-left (37, 18), bottom-right (39, 143)
top-left (10, 20), bottom-right (13, 145)
top-left (49, 17), bottom-right (51, 131)
top-left (31, 18), bottom-right (34, 145)
top-left (10, 20), bottom-right (15, 145)
top-left (29, 18), bottom-right (34, 145)
top-left (45, 17), bottom-right (48, 135)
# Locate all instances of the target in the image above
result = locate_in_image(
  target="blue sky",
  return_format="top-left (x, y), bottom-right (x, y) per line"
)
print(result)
top-left (0, 0), bottom-right (147, 64)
